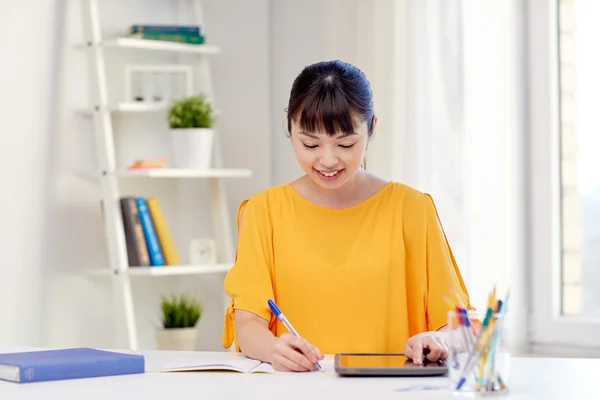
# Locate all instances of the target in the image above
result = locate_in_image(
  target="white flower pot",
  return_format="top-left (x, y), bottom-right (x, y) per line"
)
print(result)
top-left (170, 128), bottom-right (214, 169)
top-left (155, 327), bottom-right (198, 351)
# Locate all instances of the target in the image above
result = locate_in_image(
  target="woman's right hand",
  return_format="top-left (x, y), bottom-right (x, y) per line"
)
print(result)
top-left (269, 333), bottom-right (324, 372)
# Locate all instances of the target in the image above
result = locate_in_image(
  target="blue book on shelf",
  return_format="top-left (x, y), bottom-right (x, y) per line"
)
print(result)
top-left (136, 197), bottom-right (165, 266)
top-left (129, 24), bottom-right (201, 35)
top-left (0, 348), bottom-right (145, 383)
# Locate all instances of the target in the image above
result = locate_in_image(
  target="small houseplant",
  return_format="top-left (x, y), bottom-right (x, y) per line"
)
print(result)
top-left (167, 94), bottom-right (216, 169)
top-left (155, 293), bottom-right (203, 351)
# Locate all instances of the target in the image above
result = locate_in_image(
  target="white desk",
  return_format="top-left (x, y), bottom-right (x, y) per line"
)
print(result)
top-left (0, 349), bottom-right (596, 399)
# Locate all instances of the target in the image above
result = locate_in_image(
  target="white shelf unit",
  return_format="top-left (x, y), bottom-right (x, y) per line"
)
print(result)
top-left (117, 168), bottom-right (252, 179)
top-left (77, 102), bottom-right (222, 115)
top-left (86, 263), bottom-right (233, 277)
top-left (101, 37), bottom-right (222, 54)
top-left (78, 168), bottom-right (252, 180)
top-left (80, 0), bottom-right (245, 350)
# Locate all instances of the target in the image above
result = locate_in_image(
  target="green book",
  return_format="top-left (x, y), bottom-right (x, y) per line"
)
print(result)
top-left (129, 32), bottom-right (205, 45)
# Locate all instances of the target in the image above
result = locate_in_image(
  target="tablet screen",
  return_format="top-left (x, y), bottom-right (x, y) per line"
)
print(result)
top-left (337, 354), bottom-right (445, 369)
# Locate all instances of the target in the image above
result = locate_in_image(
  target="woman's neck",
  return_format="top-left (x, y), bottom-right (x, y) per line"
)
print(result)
top-left (296, 169), bottom-right (384, 209)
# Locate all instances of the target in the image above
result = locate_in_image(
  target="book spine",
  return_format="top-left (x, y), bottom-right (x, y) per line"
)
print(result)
top-left (129, 25), bottom-right (201, 35)
top-left (129, 32), bottom-right (205, 45)
top-left (146, 197), bottom-right (180, 266)
top-left (136, 197), bottom-right (165, 266)
top-left (17, 357), bottom-right (145, 383)
top-left (120, 197), bottom-right (150, 266)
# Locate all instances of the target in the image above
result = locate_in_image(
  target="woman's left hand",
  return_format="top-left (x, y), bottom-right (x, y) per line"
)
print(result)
top-left (404, 331), bottom-right (449, 365)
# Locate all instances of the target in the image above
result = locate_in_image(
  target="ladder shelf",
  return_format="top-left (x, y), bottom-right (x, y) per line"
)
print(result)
top-left (79, 0), bottom-right (242, 351)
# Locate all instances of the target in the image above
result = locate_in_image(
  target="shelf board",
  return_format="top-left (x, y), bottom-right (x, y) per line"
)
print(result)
top-left (77, 102), bottom-right (222, 115)
top-left (100, 38), bottom-right (221, 54)
top-left (112, 102), bottom-right (169, 112)
top-left (119, 168), bottom-right (252, 178)
top-left (86, 264), bottom-right (232, 277)
top-left (77, 168), bottom-right (252, 180)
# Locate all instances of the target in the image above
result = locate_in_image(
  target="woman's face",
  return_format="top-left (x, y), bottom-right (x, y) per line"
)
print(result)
top-left (290, 117), bottom-right (375, 190)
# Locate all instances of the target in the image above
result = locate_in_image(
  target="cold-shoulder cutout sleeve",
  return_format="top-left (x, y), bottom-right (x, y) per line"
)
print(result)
top-left (222, 196), bottom-right (276, 351)
top-left (423, 194), bottom-right (474, 331)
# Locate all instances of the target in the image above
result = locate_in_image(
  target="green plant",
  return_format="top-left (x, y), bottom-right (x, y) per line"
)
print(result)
top-left (160, 293), bottom-right (203, 329)
top-left (167, 94), bottom-right (215, 129)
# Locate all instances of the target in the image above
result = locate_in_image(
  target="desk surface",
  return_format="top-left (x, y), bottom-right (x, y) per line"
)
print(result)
top-left (0, 349), bottom-right (596, 399)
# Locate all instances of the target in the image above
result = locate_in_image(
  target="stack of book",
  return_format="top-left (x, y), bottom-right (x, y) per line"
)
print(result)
top-left (120, 196), bottom-right (180, 267)
top-left (127, 24), bottom-right (205, 45)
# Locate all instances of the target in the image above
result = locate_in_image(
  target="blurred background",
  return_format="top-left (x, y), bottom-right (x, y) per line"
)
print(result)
top-left (0, 0), bottom-right (598, 358)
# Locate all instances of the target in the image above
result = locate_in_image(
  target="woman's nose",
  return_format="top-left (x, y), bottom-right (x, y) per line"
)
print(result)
top-left (319, 148), bottom-right (338, 168)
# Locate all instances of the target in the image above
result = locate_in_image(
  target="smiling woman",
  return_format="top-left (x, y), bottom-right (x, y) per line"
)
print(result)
top-left (286, 60), bottom-right (375, 191)
top-left (221, 59), bottom-right (473, 372)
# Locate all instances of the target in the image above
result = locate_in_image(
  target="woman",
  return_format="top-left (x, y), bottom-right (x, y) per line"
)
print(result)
top-left (222, 60), bottom-right (473, 372)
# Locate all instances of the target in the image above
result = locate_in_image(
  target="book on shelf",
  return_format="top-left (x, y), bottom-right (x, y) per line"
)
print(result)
top-left (136, 197), bottom-right (165, 266)
top-left (127, 24), bottom-right (205, 45)
top-left (121, 197), bottom-right (151, 266)
top-left (121, 196), bottom-right (180, 267)
top-left (129, 24), bottom-right (201, 35)
top-left (128, 32), bottom-right (205, 45)
top-left (147, 197), bottom-right (180, 265)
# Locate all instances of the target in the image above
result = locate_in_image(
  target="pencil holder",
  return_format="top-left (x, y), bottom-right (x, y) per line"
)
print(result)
top-left (447, 309), bottom-right (510, 397)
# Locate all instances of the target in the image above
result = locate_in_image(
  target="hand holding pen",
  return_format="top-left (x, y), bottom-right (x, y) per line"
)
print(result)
top-left (268, 299), bottom-right (324, 372)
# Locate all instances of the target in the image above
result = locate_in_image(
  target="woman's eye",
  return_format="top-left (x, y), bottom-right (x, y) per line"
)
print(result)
top-left (303, 144), bottom-right (318, 149)
top-left (339, 144), bottom-right (355, 149)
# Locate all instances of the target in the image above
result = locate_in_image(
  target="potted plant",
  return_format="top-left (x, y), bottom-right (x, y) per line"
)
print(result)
top-left (156, 293), bottom-right (203, 351)
top-left (167, 93), bottom-right (216, 169)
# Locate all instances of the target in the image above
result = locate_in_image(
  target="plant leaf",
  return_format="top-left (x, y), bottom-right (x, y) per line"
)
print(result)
top-left (159, 292), bottom-right (203, 328)
top-left (167, 94), bottom-right (215, 129)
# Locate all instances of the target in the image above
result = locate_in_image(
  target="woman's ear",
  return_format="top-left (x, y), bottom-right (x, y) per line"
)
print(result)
top-left (369, 115), bottom-right (378, 139)
top-left (284, 110), bottom-right (292, 138)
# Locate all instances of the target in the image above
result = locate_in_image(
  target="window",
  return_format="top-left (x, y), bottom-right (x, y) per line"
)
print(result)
top-left (559, 0), bottom-right (600, 319)
top-left (559, 0), bottom-right (580, 316)
top-left (529, 0), bottom-right (600, 353)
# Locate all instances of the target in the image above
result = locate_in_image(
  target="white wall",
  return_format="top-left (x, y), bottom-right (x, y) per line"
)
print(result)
top-left (0, 0), bottom-right (271, 350)
top-left (0, 0), bottom-right (61, 347)
top-left (269, 0), bottom-right (359, 185)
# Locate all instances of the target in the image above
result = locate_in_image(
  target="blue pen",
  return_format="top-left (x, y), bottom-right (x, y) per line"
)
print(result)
top-left (267, 299), bottom-right (323, 370)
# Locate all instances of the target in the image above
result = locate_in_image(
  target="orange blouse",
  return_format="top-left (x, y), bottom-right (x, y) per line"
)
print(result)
top-left (222, 182), bottom-right (472, 354)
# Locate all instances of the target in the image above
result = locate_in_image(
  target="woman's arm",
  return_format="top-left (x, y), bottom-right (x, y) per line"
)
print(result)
top-left (227, 198), bottom-right (323, 372)
top-left (234, 309), bottom-right (323, 372)
top-left (234, 310), bottom-right (278, 362)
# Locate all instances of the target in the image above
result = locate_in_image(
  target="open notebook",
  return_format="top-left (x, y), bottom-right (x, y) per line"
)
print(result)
top-left (155, 356), bottom-right (332, 374)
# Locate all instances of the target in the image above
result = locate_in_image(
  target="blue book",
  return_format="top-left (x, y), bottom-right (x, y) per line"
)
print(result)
top-left (0, 348), bottom-right (145, 383)
top-left (136, 197), bottom-right (165, 266)
top-left (129, 24), bottom-right (201, 35)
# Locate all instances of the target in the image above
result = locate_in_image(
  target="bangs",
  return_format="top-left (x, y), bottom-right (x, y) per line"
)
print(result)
top-left (293, 85), bottom-right (358, 136)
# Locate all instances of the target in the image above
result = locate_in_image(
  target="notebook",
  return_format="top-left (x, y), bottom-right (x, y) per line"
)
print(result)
top-left (0, 348), bottom-right (145, 383)
top-left (158, 357), bottom-right (278, 374)
top-left (157, 356), bottom-right (331, 374)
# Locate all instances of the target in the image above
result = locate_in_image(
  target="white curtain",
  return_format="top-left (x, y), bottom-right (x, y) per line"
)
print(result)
top-left (350, 0), bottom-right (528, 352)
top-left (355, 0), bottom-right (470, 281)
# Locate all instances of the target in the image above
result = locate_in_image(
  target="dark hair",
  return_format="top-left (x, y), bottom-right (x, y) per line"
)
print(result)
top-left (286, 60), bottom-right (375, 137)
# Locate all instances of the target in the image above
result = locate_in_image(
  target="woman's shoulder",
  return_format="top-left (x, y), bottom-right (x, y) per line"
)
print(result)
top-left (236, 183), bottom-right (293, 214)
top-left (380, 181), bottom-right (440, 227)
top-left (384, 181), bottom-right (442, 236)
top-left (242, 183), bottom-right (292, 204)
top-left (383, 180), bottom-right (431, 206)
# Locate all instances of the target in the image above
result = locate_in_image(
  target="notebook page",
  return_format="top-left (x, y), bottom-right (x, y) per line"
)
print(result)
top-left (250, 359), bottom-right (335, 374)
top-left (158, 357), bottom-right (262, 373)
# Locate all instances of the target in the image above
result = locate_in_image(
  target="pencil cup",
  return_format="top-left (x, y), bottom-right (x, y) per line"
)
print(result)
top-left (447, 310), bottom-right (510, 397)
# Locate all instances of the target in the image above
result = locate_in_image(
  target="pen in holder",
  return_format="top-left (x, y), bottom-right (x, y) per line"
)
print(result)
top-left (447, 289), bottom-right (511, 397)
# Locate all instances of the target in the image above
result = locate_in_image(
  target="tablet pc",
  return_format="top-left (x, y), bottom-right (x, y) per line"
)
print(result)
top-left (334, 353), bottom-right (448, 377)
